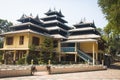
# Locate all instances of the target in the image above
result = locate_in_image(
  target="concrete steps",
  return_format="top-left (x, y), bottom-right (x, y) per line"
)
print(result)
top-left (33, 71), bottom-right (49, 76)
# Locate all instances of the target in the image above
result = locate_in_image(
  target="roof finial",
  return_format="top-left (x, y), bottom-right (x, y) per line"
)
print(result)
top-left (83, 17), bottom-right (86, 23)
top-left (20, 14), bottom-right (27, 19)
top-left (80, 18), bottom-right (83, 24)
top-left (59, 9), bottom-right (62, 14)
top-left (54, 7), bottom-right (56, 11)
top-left (35, 14), bottom-right (40, 22)
top-left (48, 8), bottom-right (51, 12)
top-left (30, 13), bottom-right (33, 17)
top-left (93, 20), bottom-right (94, 24)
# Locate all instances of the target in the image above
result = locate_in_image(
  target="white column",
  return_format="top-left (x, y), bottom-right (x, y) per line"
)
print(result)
top-left (13, 50), bottom-right (16, 61)
top-left (2, 51), bottom-right (5, 60)
top-left (75, 54), bottom-right (77, 63)
top-left (59, 53), bottom-right (61, 62)
top-left (93, 42), bottom-right (95, 65)
top-left (96, 42), bottom-right (98, 61)
top-left (75, 42), bottom-right (77, 51)
top-left (25, 50), bottom-right (29, 64)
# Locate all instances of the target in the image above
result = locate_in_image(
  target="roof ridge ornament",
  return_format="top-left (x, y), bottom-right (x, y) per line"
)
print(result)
top-left (54, 7), bottom-right (56, 11)
top-left (30, 13), bottom-right (33, 17)
top-left (48, 8), bottom-right (52, 13)
top-left (35, 14), bottom-right (42, 23)
top-left (79, 19), bottom-right (83, 24)
top-left (20, 14), bottom-right (27, 19)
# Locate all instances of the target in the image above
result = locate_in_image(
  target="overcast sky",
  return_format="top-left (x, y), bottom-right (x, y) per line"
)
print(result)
top-left (0, 0), bottom-right (107, 28)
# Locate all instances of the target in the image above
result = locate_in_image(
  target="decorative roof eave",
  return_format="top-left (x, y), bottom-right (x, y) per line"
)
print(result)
top-left (45, 11), bottom-right (64, 17)
top-left (10, 22), bottom-right (47, 31)
top-left (74, 22), bottom-right (93, 26)
top-left (69, 27), bottom-right (95, 32)
top-left (51, 34), bottom-right (67, 39)
top-left (46, 26), bottom-right (68, 32)
top-left (0, 29), bottom-right (51, 37)
top-left (61, 39), bottom-right (97, 43)
top-left (41, 15), bottom-right (68, 23)
top-left (0, 48), bottom-right (29, 50)
top-left (17, 16), bottom-right (42, 24)
top-left (44, 21), bottom-right (71, 30)
top-left (73, 22), bottom-right (96, 28)
top-left (68, 34), bottom-right (101, 40)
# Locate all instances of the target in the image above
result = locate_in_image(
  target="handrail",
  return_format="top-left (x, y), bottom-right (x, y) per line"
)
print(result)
top-left (61, 47), bottom-right (75, 52)
top-left (77, 49), bottom-right (93, 63)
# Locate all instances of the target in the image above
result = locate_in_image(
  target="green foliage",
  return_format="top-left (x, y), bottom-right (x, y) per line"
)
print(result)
top-left (0, 51), bottom-right (3, 63)
top-left (40, 37), bottom-right (55, 64)
top-left (0, 19), bottom-right (13, 33)
top-left (27, 51), bottom-right (39, 64)
top-left (98, 0), bottom-right (120, 57)
top-left (0, 19), bottom-right (13, 48)
top-left (17, 58), bottom-right (25, 65)
top-left (98, 0), bottom-right (120, 33)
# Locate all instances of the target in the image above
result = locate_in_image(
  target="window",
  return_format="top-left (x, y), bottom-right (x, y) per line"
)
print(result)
top-left (61, 43), bottom-right (75, 47)
top-left (6, 37), bottom-right (13, 45)
top-left (53, 40), bottom-right (58, 48)
top-left (19, 36), bottom-right (24, 45)
top-left (32, 37), bottom-right (39, 46)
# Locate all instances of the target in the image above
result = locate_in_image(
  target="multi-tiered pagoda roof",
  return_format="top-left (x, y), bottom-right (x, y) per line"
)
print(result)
top-left (9, 14), bottom-right (49, 36)
top-left (1, 9), bottom-right (100, 41)
top-left (41, 9), bottom-right (71, 39)
top-left (63, 21), bottom-right (100, 43)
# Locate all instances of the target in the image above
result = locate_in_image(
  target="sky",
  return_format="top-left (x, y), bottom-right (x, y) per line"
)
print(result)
top-left (0, 0), bottom-right (107, 28)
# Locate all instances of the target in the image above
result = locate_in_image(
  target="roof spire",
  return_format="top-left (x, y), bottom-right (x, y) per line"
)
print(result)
top-left (48, 8), bottom-right (52, 12)
top-left (93, 20), bottom-right (95, 26)
top-left (80, 19), bottom-right (83, 24)
top-left (30, 13), bottom-right (33, 17)
top-left (83, 17), bottom-right (86, 23)
top-left (35, 14), bottom-right (40, 22)
top-left (20, 14), bottom-right (27, 19)
top-left (59, 9), bottom-right (62, 14)
top-left (54, 7), bottom-right (56, 11)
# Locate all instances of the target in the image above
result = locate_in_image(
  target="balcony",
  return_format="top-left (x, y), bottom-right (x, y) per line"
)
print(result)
top-left (61, 47), bottom-right (75, 52)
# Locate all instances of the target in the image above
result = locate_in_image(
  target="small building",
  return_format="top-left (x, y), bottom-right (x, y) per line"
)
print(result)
top-left (0, 9), bottom-right (100, 65)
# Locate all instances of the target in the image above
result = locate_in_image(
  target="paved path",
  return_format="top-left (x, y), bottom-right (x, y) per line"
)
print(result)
top-left (0, 63), bottom-right (120, 80)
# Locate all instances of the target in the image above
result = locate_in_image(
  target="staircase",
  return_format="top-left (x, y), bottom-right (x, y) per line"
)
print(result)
top-left (77, 49), bottom-right (93, 64)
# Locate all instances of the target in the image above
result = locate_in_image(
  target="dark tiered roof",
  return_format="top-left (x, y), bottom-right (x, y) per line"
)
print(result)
top-left (10, 14), bottom-right (49, 35)
top-left (41, 9), bottom-right (71, 39)
top-left (1, 9), bottom-right (100, 40)
top-left (74, 21), bottom-right (96, 28)
top-left (17, 14), bottom-right (43, 26)
top-left (45, 9), bottom-right (64, 17)
top-left (41, 16), bottom-right (68, 23)
top-left (68, 21), bottom-right (100, 39)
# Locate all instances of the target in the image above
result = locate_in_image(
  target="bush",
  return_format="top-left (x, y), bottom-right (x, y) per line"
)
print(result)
top-left (17, 58), bottom-right (25, 65)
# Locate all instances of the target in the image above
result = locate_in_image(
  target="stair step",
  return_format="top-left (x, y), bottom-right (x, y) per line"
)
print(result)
top-left (33, 71), bottom-right (49, 76)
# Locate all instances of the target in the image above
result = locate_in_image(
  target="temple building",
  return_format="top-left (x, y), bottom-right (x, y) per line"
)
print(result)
top-left (41, 9), bottom-right (71, 38)
top-left (0, 9), bottom-right (100, 65)
top-left (61, 21), bottom-right (100, 64)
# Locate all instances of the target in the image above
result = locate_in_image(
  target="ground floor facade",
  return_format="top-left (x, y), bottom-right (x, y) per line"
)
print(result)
top-left (0, 40), bottom-right (103, 65)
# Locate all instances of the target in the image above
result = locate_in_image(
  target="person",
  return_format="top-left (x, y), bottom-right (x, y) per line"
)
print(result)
top-left (31, 65), bottom-right (36, 75)
top-left (46, 65), bottom-right (51, 74)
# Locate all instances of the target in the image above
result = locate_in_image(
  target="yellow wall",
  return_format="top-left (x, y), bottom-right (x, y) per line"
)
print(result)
top-left (3, 32), bottom-right (48, 49)
top-left (54, 39), bottom-right (61, 52)
top-left (4, 33), bottom-right (29, 48)
top-left (80, 42), bottom-right (98, 53)
top-left (28, 33), bottom-right (47, 47)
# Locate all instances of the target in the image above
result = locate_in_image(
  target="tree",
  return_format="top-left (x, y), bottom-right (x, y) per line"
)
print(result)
top-left (97, 28), bottom-right (107, 53)
top-left (0, 19), bottom-right (13, 33)
top-left (98, 0), bottom-right (120, 33)
top-left (40, 37), bottom-right (55, 64)
top-left (98, 0), bottom-right (120, 57)
top-left (0, 19), bottom-right (13, 48)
